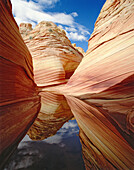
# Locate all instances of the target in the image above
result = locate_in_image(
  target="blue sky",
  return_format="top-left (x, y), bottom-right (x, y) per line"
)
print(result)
top-left (11, 0), bottom-right (106, 52)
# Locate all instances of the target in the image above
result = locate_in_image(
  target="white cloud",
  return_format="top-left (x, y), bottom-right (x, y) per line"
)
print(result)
top-left (71, 12), bottom-right (78, 17)
top-left (78, 24), bottom-right (90, 35)
top-left (65, 26), bottom-right (77, 32)
top-left (11, 0), bottom-right (75, 26)
top-left (62, 121), bottom-right (77, 129)
top-left (11, 0), bottom-right (90, 42)
top-left (66, 31), bottom-right (87, 41)
top-left (35, 0), bottom-right (59, 6)
top-left (64, 23), bottom-right (90, 41)
top-left (44, 134), bottom-right (62, 144)
top-left (44, 120), bottom-right (79, 145)
top-left (52, 13), bottom-right (74, 25)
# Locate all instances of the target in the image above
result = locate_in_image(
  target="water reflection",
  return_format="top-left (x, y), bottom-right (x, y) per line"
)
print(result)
top-left (4, 91), bottom-right (134, 169)
top-left (4, 120), bottom-right (85, 170)
top-left (3, 91), bottom-right (86, 170)
top-left (27, 91), bottom-right (73, 140)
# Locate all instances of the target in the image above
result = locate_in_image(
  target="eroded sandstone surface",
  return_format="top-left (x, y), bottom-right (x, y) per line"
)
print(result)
top-left (19, 21), bottom-right (83, 83)
top-left (63, 0), bottom-right (134, 169)
top-left (0, 0), bottom-right (41, 168)
top-left (0, 0), bottom-right (134, 169)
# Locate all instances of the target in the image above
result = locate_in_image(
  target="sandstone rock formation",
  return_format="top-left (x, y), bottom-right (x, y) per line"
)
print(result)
top-left (19, 21), bottom-right (83, 83)
top-left (72, 43), bottom-right (85, 55)
top-left (0, 0), bottom-right (41, 168)
top-left (19, 21), bottom-right (83, 140)
top-left (19, 23), bottom-right (33, 37)
top-left (63, 0), bottom-right (134, 169)
top-left (1, 0), bottom-right (134, 169)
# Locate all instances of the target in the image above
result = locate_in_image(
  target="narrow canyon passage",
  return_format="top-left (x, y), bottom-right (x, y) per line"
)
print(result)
top-left (0, 0), bottom-right (134, 169)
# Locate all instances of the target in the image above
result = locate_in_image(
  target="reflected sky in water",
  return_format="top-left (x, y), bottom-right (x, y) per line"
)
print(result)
top-left (4, 120), bottom-right (85, 170)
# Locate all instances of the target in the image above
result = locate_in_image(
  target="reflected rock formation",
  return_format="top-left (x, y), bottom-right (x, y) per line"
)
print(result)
top-left (0, 0), bottom-right (134, 169)
top-left (27, 91), bottom-right (73, 140)
top-left (0, 0), bottom-right (41, 169)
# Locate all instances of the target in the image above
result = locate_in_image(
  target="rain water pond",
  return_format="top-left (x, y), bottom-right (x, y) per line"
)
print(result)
top-left (4, 119), bottom-right (85, 170)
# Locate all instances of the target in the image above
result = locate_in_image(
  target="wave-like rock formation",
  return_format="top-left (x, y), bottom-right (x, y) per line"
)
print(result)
top-left (19, 21), bottom-right (83, 84)
top-left (63, 0), bottom-right (134, 169)
top-left (19, 21), bottom-right (83, 140)
top-left (0, 0), bottom-right (41, 169)
top-left (0, 0), bottom-right (134, 169)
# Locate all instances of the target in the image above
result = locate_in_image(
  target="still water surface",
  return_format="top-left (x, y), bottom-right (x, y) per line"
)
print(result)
top-left (4, 120), bottom-right (85, 170)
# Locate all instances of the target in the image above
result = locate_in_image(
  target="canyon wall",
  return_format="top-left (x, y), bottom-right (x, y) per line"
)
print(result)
top-left (0, 0), bottom-right (41, 168)
top-left (0, 0), bottom-right (134, 169)
top-left (63, 0), bottom-right (134, 169)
